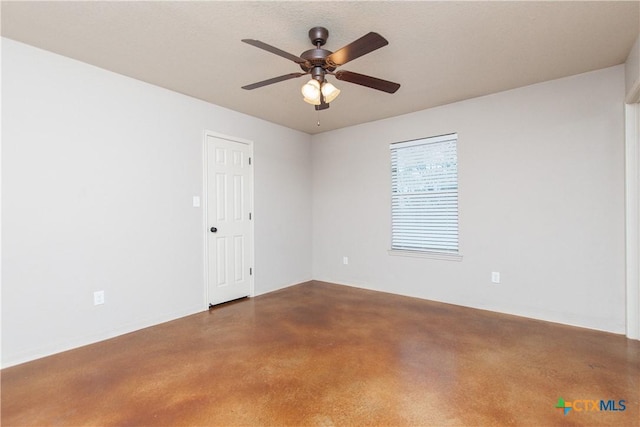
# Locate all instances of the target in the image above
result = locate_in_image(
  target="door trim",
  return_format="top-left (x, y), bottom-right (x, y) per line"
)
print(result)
top-left (625, 103), bottom-right (640, 340)
top-left (202, 130), bottom-right (255, 309)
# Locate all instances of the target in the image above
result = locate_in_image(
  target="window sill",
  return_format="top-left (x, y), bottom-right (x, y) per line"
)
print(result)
top-left (388, 249), bottom-right (463, 262)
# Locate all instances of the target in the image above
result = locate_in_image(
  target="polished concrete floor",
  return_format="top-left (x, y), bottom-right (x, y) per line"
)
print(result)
top-left (2, 281), bottom-right (638, 426)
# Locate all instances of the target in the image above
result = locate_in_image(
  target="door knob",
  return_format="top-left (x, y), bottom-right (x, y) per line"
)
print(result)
top-left (210, 227), bottom-right (217, 233)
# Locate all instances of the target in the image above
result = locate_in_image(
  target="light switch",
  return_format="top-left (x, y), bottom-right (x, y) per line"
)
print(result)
top-left (193, 196), bottom-right (201, 208)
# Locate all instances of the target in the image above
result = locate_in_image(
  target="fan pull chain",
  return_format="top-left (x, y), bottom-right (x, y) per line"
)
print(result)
top-left (317, 110), bottom-right (320, 127)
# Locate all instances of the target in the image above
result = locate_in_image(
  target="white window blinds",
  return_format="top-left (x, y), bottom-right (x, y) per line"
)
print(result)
top-left (390, 133), bottom-right (458, 254)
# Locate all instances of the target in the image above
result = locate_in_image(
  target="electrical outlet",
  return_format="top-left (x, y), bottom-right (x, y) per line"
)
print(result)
top-left (343, 256), bottom-right (349, 265)
top-left (491, 272), bottom-right (501, 284)
top-left (94, 290), bottom-right (105, 305)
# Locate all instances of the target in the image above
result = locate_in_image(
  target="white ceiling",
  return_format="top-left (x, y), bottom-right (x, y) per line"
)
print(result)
top-left (2, 1), bottom-right (638, 135)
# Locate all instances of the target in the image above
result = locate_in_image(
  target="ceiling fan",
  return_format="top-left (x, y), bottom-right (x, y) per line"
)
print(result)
top-left (241, 27), bottom-right (401, 110)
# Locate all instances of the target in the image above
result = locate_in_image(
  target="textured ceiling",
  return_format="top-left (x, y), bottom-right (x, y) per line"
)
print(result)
top-left (2, 1), bottom-right (639, 134)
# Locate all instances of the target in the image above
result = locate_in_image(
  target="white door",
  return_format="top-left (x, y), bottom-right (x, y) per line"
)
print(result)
top-left (206, 134), bottom-right (253, 305)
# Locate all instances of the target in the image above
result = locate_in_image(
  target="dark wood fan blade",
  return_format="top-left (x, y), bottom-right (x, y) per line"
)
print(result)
top-left (242, 39), bottom-right (308, 64)
top-left (326, 32), bottom-right (389, 67)
top-left (242, 73), bottom-right (307, 90)
top-left (335, 70), bottom-right (400, 93)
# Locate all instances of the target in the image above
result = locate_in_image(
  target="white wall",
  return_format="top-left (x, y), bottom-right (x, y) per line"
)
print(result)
top-left (311, 65), bottom-right (626, 334)
top-left (1, 38), bottom-right (312, 367)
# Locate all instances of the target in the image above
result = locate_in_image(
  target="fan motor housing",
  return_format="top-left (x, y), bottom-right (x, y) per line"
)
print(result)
top-left (300, 48), bottom-right (336, 72)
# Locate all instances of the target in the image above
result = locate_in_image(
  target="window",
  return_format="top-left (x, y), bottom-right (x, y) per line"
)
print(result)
top-left (390, 133), bottom-right (459, 256)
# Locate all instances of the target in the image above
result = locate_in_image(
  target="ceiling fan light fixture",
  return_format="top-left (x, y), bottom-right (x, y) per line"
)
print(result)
top-left (321, 81), bottom-right (340, 103)
top-left (301, 79), bottom-right (321, 103)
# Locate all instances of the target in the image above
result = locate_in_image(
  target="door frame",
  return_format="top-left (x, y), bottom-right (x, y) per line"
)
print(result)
top-left (202, 130), bottom-right (255, 308)
top-left (625, 103), bottom-right (640, 340)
